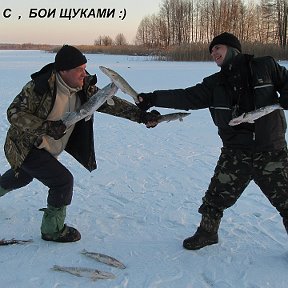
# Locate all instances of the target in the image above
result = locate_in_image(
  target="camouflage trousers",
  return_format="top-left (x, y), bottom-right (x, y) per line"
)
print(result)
top-left (199, 147), bottom-right (288, 233)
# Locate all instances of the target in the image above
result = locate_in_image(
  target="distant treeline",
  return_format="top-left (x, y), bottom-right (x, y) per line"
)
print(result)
top-left (1, 42), bottom-right (288, 61)
top-left (136, 0), bottom-right (288, 49)
top-left (0, 43), bottom-right (58, 50)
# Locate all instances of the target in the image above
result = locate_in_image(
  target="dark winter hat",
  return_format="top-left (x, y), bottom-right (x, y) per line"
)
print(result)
top-left (209, 32), bottom-right (242, 53)
top-left (54, 45), bottom-right (87, 71)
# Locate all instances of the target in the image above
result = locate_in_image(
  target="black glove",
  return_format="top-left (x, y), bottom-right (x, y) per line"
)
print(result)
top-left (43, 120), bottom-right (66, 140)
top-left (139, 110), bottom-right (160, 128)
top-left (136, 93), bottom-right (154, 111)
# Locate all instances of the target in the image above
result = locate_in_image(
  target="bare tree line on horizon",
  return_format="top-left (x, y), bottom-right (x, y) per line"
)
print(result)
top-left (135, 0), bottom-right (288, 48)
top-left (2, 0), bottom-right (288, 60)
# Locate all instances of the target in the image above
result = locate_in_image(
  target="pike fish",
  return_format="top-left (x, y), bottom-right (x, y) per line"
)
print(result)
top-left (99, 66), bottom-right (139, 103)
top-left (229, 104), bottom-right (282, 126)
top-left (52, 265), bottom-right (116, 281)
top-left (81, 249), bottom-right (126, 269)
top-left (156, 112), bottom-right (191, 123)
top-left (62, 82), bottom-right (118, 128)
top-left (0, 238), bottom-right (32, 245)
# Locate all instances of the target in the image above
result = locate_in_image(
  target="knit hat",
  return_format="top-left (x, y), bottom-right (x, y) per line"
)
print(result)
top-left (209, 32), bottom-right (242, 53)
top-left (54, 45), bottom-right (87, 71)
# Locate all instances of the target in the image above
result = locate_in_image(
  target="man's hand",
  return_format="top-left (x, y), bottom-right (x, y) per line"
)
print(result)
top-left (43, 120), bottom-right (67, 140)
top-left (137, 93), bottom-right (154, 111)
top-left (140, 110), bottom-right (160, 128)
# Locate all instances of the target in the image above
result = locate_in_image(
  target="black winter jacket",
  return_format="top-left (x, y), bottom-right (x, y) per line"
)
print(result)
top-left (150, 55), bottom-right (288, 152)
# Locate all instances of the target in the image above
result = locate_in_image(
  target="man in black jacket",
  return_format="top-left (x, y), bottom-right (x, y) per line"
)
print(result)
top-left (137, 32), bottom-right (288, 250)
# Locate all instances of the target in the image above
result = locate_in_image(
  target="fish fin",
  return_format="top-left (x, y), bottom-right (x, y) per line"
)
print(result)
top-left (247, 119), bottom-right (255, 123)
top-left (107, 98), bottom-right (115, 106)
top-left (84, 115), bottom-right (92, 121)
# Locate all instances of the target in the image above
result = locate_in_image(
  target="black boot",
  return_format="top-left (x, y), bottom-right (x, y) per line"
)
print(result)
top-left (42, 224), bottom-right (81, 242)
top-left (183, 226), bottom-right (218, 250)
top-left (183, 209), bottom-right (221, 250)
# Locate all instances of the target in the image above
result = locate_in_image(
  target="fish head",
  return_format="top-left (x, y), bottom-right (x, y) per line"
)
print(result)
top-left (99, 66), bottom-right (117, 78)
top-left (229, 113), bottom-right (245, 126)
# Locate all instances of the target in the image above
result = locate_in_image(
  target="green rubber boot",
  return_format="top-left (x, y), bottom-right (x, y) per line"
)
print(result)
top-left (40, 205), bottom-right (81, 243)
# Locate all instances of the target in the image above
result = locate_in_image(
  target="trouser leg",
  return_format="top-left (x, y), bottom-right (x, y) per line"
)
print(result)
top-left (1, 148), bottom-right (73, 207)
top-left (0, 168), bottom-right (33, 196)
top-left (21, 148), bottom-right (74, 207)
top-left (183, 149), bottom-right (252, 250)
top-left (20, 148), bottom-right (73, 237)
top-left (1, 148), bottom-right (78, 241)
top-left (21, 148), bottom-right (74, 236)
top-left (253, 148), bottom-right (288, 234)
top-left (199, 148), bottom-right (252, 233)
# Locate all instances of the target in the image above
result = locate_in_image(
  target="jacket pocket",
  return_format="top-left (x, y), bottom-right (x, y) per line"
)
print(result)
top-left (210, 107), bottom-right (232, 128)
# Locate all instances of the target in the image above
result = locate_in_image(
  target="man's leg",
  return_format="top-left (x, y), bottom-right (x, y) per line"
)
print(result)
top-left (183, 148), bottom-right (252, 250)
top-left (254, 148), bottom-right (288, 235)
top-left (0, 168), bottom-right (33, 196)
top-left (21, 148), bottom-right (80, 242)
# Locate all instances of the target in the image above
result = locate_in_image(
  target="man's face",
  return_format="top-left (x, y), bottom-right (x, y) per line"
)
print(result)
top-left (59, 64), bottom-right (87, 88)
top-left (210, 44), bottom-right (228, 67)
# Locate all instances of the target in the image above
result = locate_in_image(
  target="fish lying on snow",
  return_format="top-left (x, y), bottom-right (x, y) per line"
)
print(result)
top-left (81, 249), bottom-right (126, 269)
top-left (0, 238), bottom-right (32, 245)
top-left (229, 104), bottom-right (282, 126)
top-left (156, 112), bottom-right (191, 123)
top-left (52, 265), bottom-right (116, 281)
top-left (62, 82), bottom-right (118, 128)
top-left (99, 66), bottom-right (139, 103)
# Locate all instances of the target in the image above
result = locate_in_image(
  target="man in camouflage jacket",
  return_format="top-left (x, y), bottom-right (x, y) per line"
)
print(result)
top-left (0, 45), bottom-right (157, 242)
top-left (137, 32), bottom-right (288, 250)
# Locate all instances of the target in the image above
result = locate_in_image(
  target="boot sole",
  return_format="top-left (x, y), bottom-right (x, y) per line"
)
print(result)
top-left (183, 239), bottom-right (218, 250)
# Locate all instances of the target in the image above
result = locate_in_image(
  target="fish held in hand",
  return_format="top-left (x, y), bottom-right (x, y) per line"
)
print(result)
top-left (156, 112), bottom-right (191, 123)
top-left (62, 82), bottom-right (118, 128)
top-left (99, 66), bottom-right (139, 103)
top-left (229, 104), bottom-right (282, 126)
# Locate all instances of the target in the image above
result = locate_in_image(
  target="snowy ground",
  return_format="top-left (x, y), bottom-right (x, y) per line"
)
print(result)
top-left (0, 51), bottom-right (287, 288)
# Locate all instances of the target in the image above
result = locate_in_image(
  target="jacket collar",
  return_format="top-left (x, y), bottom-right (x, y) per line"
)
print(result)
top-left (30, 62), bottom-right (55, 95)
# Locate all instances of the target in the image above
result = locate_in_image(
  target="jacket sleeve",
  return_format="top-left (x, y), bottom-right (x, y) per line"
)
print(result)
top-left (97, 96), bottom-right (144, 123)
top-left (7, 81), bottom-right (47, 135)
top-left (151, 78), bottom-right (213, 110)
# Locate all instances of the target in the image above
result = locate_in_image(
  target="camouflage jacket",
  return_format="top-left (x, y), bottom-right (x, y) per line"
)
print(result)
top-left (4, 63), bottom-right (145, 172)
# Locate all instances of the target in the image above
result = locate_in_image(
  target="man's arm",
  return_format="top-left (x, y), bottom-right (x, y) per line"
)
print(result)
top-left (97, 95), bottom-right (158, 125)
